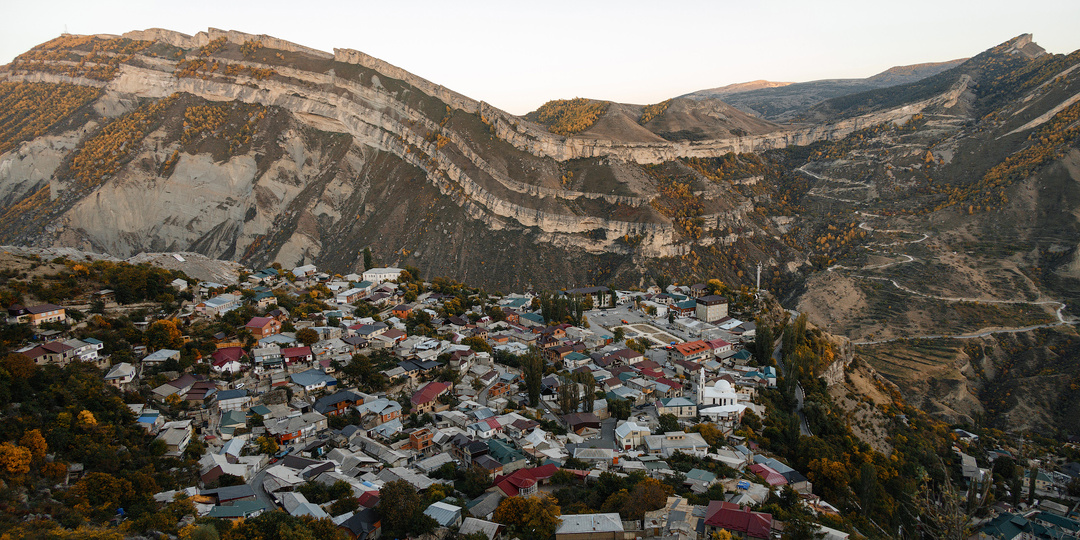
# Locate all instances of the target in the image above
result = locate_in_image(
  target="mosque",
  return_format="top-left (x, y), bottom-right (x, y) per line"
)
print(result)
top-left (696, 368), bottom-right (747, 430)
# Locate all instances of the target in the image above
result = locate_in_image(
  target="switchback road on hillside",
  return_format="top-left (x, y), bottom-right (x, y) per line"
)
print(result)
top-left (815, 212), bottom-right (1077, 344)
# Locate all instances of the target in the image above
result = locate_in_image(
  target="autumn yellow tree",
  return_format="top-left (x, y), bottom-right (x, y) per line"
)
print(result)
top-left (19, 429), bottom-right (47, 461)
top-left (77, 410), bottom-right (98, 428)
top-left (0, 442), bottom-right (32, 476)
top-left (493, 495), bottom-right (561, 540)
top-left (690, 423), bottom-right (723, 447)
top-left (624, 478), bottom-right (674, 520)
top-left (1, 352), bottom-right (37, 379)
top-left (256, 436), bottom-right (279, 455)
top-left (67, 472), bottom-right (135, 521)
top-left (146, 319), bottom-right (184, 350)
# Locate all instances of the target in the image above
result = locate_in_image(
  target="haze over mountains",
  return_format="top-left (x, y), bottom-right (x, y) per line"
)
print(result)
top-left (1, 29), bottom-right (1079, 430)
top-left (683, 59), bottom-right (970, 122)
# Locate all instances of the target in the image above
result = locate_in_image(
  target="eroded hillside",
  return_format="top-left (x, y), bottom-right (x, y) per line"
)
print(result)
top-left (0, 28), bottom-right (990, 290)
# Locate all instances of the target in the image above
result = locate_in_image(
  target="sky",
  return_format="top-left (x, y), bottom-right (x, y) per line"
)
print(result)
top-left (3, 0), bottom-right (1079, 115)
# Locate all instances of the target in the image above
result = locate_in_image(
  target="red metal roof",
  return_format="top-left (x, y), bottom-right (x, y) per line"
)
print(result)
top-left (411, 381), bottom-right (450, 405)
top-left (246, 316), bottom-right (274, 328)
top-left (703, 501), bottom-right (773, 539)
top-left (705, 338), bottom-right (732, 349)
top-left (281, 346), bottom-right (312, 358)
top-left (672, 340), bottom-right (709, 356)
top-left (212, 347), bottom-right (248, 364)
top-left (749, 463), bottom-right (788, 486)
top-left (493, 464), bottom-right (559, 497)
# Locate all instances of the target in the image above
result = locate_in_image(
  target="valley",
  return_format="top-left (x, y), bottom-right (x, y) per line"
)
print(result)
top-left (1, 27), bottom-right (1079, 451)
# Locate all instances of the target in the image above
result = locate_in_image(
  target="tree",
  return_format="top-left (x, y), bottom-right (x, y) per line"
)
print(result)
top-left (1027, 465), bottom-right (1038, 505)
top-left (493, 496), bottom-right (561, 540)
top-left (462, 336), bottom-right (493, 354)
top-left (256, 436), bottom-right (279, 455)
top-left (654, 274), bottom-right (672, 293)
top-left (609, 399), bottom-right (631, 420)
top-left (626, 338), bottom-right (648, 354)
top-left (658, 413), bottom-right (679, 434)
top-left (741, 410), bottom-right (762, 432)
top-left (77, 410), bottom-right (98, 428)
top-left (689, 423), bottom-right (723, 447)
top-left (752, 323), bottom-right (774, 366)
top-left (712, 530), bottom-right (733, 540)
top-left (180, 523), bottom-right (220, 540)
top-left (67, 471), bottom-right (136, 522)
top-left (0, 442), bottom-right (31, 476)
top-left (363, 247), bottom-right (374, 271)
top-left (916, 476), bottom-right (972, 540)
top-left (19, 429), bottom-right (47, 461)
top-left (623, 477), bottom-right (674, 520)
top-left (581, 374), bottom-right (596, 413)
top-left (557, 376), bottom-right (579, 413)
top-left (613, 327), bottom-right (625, 343)
top-left (377, 479), bottom-right (429, 538)
top-left (329, 496), bottom-right (360, 516)
top-left (523, 352), bottom-right (543, 407)
top-left (145, 320), bottom-right (183, 350)
top-left (457, 465), bottom-right (493, 499)
top-left (223, 511), bottom-right (348, 540)
top-left (296, 328), bottom-right (319, 347)
top-left (706, 279), bottom-right (727, 296)
top-left (856, 462), bottom-right (879, 516)
top-left (1, 353), bottom-right (37, 380)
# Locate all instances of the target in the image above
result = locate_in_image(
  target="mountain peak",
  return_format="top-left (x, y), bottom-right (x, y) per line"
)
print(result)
top-left (1002, 33), bottom-right (1046, 59)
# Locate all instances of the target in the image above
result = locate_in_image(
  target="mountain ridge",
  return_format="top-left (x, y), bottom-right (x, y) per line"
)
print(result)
top-left (3, 28), bottom-right (1080, 432)
top-left (0, 29), bottom-right (1074, 292)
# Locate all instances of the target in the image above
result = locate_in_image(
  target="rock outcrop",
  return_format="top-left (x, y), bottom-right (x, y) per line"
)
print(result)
top-left (0, 28), bottom-right (998, 287)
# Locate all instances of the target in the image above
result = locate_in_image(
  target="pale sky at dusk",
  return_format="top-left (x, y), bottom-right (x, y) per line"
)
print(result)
top-left (2, 0), bottom-right (1079, 115)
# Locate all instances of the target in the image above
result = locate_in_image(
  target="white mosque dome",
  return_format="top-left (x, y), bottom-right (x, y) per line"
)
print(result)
top-left (714, 379), bottom-right (733, 394)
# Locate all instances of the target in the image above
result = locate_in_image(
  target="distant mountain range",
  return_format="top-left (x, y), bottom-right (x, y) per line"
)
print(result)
top-left (681, 59), bottom-right (969, 121)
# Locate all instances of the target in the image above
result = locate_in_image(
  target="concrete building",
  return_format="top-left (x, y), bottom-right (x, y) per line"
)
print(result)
top-left (695, 295), bottom-right (728, 323)
top-left (362, 267), bottom-right (403, 284)
top-left (556, 513), bottom-right (626, 540)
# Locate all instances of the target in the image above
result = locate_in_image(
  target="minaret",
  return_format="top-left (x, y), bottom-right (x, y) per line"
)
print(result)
top-left (698, 367), bottom-right (705, 404)
top-left (756, 263), bottom-right (762, 290)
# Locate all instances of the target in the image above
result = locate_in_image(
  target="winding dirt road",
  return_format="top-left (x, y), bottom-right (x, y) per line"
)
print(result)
top-left (817, 211), bottom-right (1076, 344)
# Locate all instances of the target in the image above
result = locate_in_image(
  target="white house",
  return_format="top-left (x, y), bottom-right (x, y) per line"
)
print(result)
top-left (105, 362), bottom-right (136, 387)
top-left (143, 349), bottom-right (181, 365)
top-left (643, 431), bottom-right (709, 457)
top-left (362, 267), bottom-right (403, 284)
top-left (292, 264), bottom-right (317, 278)
top-left (336, 288), bottom-right (365, 305)
top-left (156, 420), bottom-right (193, 456)
top-left (656, 396), bottom-right (698, 418)
top-left (216, 389), bottom-right (252, 412)
top-left (197, 293), bottom-right (241, 316)
top-left (65, 338), bottom-right (104, 362)
top-left (614, 421), bottom-right (650, 450)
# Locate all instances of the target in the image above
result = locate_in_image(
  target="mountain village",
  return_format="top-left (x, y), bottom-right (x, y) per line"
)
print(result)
top-left (5, 255), bottom-right (1079, 540)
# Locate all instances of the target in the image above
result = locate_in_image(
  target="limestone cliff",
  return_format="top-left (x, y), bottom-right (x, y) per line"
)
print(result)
top-left (0, 29), bottom-right (1051, 291)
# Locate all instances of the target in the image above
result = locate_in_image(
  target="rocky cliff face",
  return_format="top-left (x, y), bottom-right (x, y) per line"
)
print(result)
top-left (0, 28), bottom-right (1053, 291)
